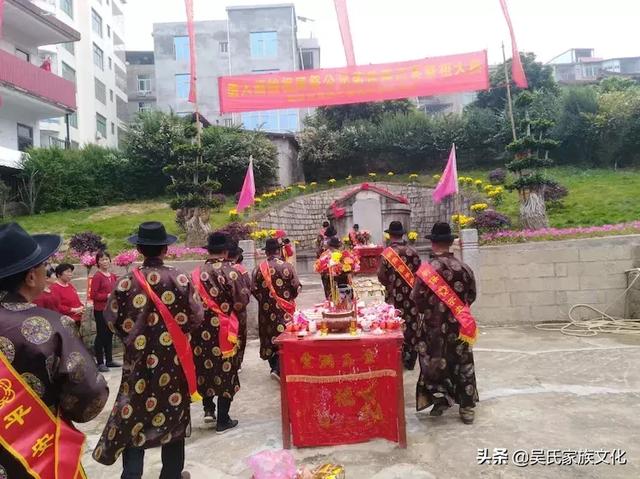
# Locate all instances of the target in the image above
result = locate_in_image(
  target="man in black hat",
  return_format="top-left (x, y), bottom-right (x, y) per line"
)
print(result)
top-left (190, 232), bottom-right (250, 432)
top-left (378, 221), bottom-right (422, 370)
top-left (93, 221), bottom-right (203, 479)
top-left (317, 224), bottom-right (336, 258)
top-left (252, 238), bottom-right (301, 380)
top-left (410, 222), bottom-right (478, 424)
top-left (0, 223), bottom-right (109, 478)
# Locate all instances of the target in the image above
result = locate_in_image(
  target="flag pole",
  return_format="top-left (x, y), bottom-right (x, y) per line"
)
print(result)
top-left (502, 41), bottom-right (518, 142)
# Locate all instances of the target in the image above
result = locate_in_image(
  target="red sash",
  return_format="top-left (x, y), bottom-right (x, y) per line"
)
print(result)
top-left (416, 263), bottom-right (478, 345)
top-left (381, 247), bottom-right (416, 288)
top-left (131, 268), bottom-right (202, 402)
top-left (259, 261), bottom-right (296, 316)
top-left (191, 268), bottom-right (239, 359)
top-left (0, 352), bottom-right (86, 479)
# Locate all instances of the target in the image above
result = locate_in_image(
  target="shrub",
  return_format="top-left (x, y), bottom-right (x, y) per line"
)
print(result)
top-left (488, 168), bottom-right (507, 184)
top-left (69, 232), bottom-right (107, 254)
top-left (211, 194), bottom-right (226, 211)
top-left (214, 222), bottom-right (252, 242)
top-left (473, 210), bottom-right (511, 232)
top-left (544, 180), bottom-right (569, 203)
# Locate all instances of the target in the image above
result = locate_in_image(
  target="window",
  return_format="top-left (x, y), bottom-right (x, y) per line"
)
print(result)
top-left (61, 0), bottom-right (73, 19)
top-left (110, 89), bottom-right (114, 102)
top-left (107, 25), bottom-right (111, 38)
top-left (111, 122), bottom-right (115, 135)
top-left (224, 118), bottom-right (233, 127)
top-left (96, 114), bottom-right (107, 138)
top-left (174, 36), bottom-right (189, 61)
top-left (91, 9), bottom-right (103, 38)
top-left (137, 74), bottom-right (151, 93)
top-left (61, 62), bottom-right (76, 84)
top-left (68, 112), bottom-right (78, 129)
top-left (220, 42), bottom-right (228, 54)
top-left (108, 57), bottom-right (112, 70)
top-left (138, 102), bottom-right (151, 112)
top-left (95, 78), bottom-right (106, 104)
top-left (15, 49), bottom-right (30, 62)
top-left (93, 43), bottom-right (104, 70)
top-left (17, 124), bottom-right (33, 151)
top-left (301, 50), bottom-right (314, 70)
top-left (62, 42), bottom-right (75, 55)
top-left (175, 74), bottom-right (190, 99)
top-left (250, 31), bottom-right (277, 58)
top-left (241, 109), bottom-right (298, 132)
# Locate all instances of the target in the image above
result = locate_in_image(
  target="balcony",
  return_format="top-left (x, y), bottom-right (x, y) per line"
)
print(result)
top-left (3, 0), bottom-right (80, 49)
top-left (0, 49), bottom-right (76, 115)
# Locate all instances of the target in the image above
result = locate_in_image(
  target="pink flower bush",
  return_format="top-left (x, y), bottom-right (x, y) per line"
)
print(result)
top-left (165, 246), bottom-right (208, 260)
top-left (481, 221), bottom-right (640, 244)
top-left (80, 252), bottom-right (96, 268)
top-left (114, 250), bottom-right (139, 267)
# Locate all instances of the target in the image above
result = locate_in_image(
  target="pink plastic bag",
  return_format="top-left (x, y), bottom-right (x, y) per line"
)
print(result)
top-left (247, 449), bottom-right (297, 479)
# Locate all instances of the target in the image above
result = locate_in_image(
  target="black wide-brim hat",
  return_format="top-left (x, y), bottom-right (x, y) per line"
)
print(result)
top-left (328, 236), bottom-right (342, 248)
top-left (206, 232), bottom-right (229, 253)
top-left (0, 223), bottom-right (62, 279)
top-left (264, 238), bottom-right (280, 253)
top-left (128, 221), bottom-right (177, 246)
top-left (426, 222), bottom-right (458, 242)
top-left (384, 221), bottom-right (406, 235)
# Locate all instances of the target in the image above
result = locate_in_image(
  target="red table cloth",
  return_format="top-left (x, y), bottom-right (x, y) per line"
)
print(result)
top-left (275, 331), bottom-right (406, 449)
top-left (354, 246), bottom-right (384, 275)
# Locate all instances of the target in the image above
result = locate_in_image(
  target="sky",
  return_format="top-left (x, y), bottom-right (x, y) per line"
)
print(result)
top-left (124, 0), bottom-right (640, 67)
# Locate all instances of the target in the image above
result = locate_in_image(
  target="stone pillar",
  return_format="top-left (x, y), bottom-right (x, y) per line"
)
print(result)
top-left (239, 239), bottom-right (259, 339)
top-left (240, 239), bottom-right (257, 272)
top-left (460, 229), bottom-right (480, 276)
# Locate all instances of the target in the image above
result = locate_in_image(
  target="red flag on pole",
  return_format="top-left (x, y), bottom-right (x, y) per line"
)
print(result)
top-left (236, 156), bottom-right (256, 212)
top-left (432, 144), bottom-right (459, 204)
top-left (498, 0), bottom-right (528, 89)
top-left (184, 0), bottom-right (198, 103)
top-left (333, 0), bottom-right (356, 66)
top-left (0, 0), bottom-right (5, 38)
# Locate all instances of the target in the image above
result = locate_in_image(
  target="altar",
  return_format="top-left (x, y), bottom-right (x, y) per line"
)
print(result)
top-left (276, 330), bottom-right (407, 449)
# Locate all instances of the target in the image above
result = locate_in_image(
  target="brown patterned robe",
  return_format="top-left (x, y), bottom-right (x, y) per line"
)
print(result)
top-left (410, 252), bottom-right (478, 411)
top-left (233, 263), bottom-right (252, 366)
top-left (252, 256), bottom-right (301, 360)
top-left (192, 259), bottom-right (250, 400)
top-left (0, 292), bottom-right (109, 478)
top-left (93, 258), bottom-right (203, 466)
top-left (377, 241), bottom-right (422, 365)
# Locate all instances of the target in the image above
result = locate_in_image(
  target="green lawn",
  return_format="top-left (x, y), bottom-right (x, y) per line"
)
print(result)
top-left (10, 200), bottom-right (235, 253)
top-left (6, 168), bottom-right (640, 252)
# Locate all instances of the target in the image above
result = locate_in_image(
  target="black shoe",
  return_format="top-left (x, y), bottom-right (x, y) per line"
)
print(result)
top-left (216, 419), bottom-right (239, 434)
top-left (403, 361), bottom-right (415, 371)
top-left (203, 409), bottom-right (216, 424)
top-left (430, 403), bottom-right (449, 417)
top-left (97, 364), bottom-right (109, 373)
top-left (106, 361), bottom-right (122, 368)
top-left (270, 370), bottom-right (281, 382)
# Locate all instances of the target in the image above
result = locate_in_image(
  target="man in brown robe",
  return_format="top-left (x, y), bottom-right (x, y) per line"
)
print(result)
top-left (410, 222), bottom-right (478, 424)
top-left (191, 233), bottom-right (250, 433)
top-left (93, 222), bottom-right (203, 479)
top-left (0, 223), bottom-right (109, 478)
top-left (252, 238), bottom-right (301, 380)
top-left (227, 239), bottom-right (251, 368)
top-left (315, 220), bottom-right (330, 258)
top-left (377, 221), bottom-right (422, 370)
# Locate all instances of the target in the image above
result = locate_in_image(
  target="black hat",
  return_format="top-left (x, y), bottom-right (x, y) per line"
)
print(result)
top-left (264, 238), bottom-right (280, 253)
top-left (227, 239), bottom-right (243, 257)
top-left (206, 232), bottom-right (229, 253)
top-left (324, 226), bottom-right (337, 238)
top-left (426, 222), bottom-right (458, 242)
top-left (128, 222), bottom-right (177, 246)
top-left (385, 221), bottom-right (406, 236)
top-left (353, 224), bottom-right (360, 230)
top-left (328, 236), bottom-right (342, 248)
top-left (0, 223), bottom-right (62, 280)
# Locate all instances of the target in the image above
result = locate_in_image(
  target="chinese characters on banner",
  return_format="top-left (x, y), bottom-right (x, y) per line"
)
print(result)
top-left (219, 50), bottom-right (489, 113)
top-left (281, 336), bottom-right (402, 447)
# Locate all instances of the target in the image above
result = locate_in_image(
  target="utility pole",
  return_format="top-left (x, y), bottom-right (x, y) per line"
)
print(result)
top-left (502, 42), bottom-right (518, 142)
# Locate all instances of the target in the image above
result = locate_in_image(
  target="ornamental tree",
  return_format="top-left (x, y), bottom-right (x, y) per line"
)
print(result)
top-left (505, 91), bottom-right (560, 230)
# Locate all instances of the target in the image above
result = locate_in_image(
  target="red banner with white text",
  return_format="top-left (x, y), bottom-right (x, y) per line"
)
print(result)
top-left (219, 50), bottom-right (489, 113)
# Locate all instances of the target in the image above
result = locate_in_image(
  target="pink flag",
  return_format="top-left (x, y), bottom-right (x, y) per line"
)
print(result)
top-left (236, 157), bottom-right (256, 212)
top-left (184, 0), bottom-right (198, 103)
top-left (499, 0), bottom-right (528, 89)
top-left (334, 0), bottom-right (356, 66)
top-left (432, 144), bottom-right (459, 204)
top-left (0, 0), bottom-right (4, 38)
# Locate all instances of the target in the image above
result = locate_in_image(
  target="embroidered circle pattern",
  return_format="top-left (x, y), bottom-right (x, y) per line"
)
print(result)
top-left (0, 337), bottom-right (15, 363)
top-left (145, 397), bottom-right (158, 412)
top-left (147, 313), bottom-right (159, 326)
top-left (176, 274), bottom-right (189, 287)
top-left (121, 404), bottom-right (133, 419)
top-left (169, 392), bottom-right (182, 406)
top-left (66, 352), bottom-right (86, 384)
top-left (135, 379), bottom-right (146, 394)
top-left (175, 312), bottom-right (188, 325)
top-left (108, 425), bottom-right (118, 440)
top-left (161, 291), bottom-right (176, 305)
top-left (161, 432), bottom-right (173, 445)
top-left (133, 433), bottom-right (146, 447)
top-left (229, 271), bottom-right (238, 281)
top-left (131, 422), bottom-right (144, 437)
top-left (117, 278), bottom-right (132, 292)
top-left (222, 361), bottom-right (232, 373)
top-left (110, 299), bottom-right (119, 313)
top-left (201, 330), bottom-right (211, 341)
top-left (211, 317), bottom-right (220, 328)
top-left (276, 324), bottom-right (285, 333)
top-left (147, 271), bottom-right (161, 285)
top-left (212, 347), bottom-right (221, 357)
top-left (209, 287), bottom-right (219, 298)
top-left (122, 318), bottom-right (135, 333)
top-left (152, 412), bottom-right (166, 427)
top-left (159, 331), bottom-right (173, 346)
top-left (21, 317), bottom-right (52, 345)
top-left (204, 359), bottom-right (213, 369)
top-left (134, 335), bottom-right (147, 350)
top-left (21, 373), bottom-right (45, 397)
top-left (200, 271), bottom-right (210, 282)
top-left (159, 373), bottom-right (171, 387)
top-left (133, 294), bottom-right (147, 309)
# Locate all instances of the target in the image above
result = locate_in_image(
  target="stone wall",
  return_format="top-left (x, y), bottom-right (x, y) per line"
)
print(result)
top-left (254, 182), bottom-right (475, 250)
top-left (474, 234), bottom-right (640, 324)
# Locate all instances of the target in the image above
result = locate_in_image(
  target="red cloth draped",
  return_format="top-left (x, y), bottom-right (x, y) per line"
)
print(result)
top-left (498, 0), bottom-right (528, 89)
top-left (333, 0), bottom-right (356, 66)
top-left (184, 0), bottom-right (198, 103)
